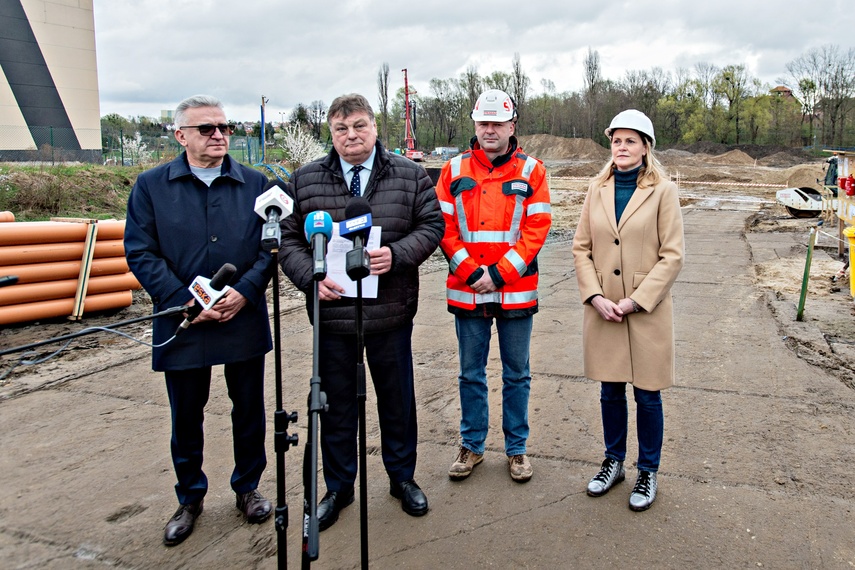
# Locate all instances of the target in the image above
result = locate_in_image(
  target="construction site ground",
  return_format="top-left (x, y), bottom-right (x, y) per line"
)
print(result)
top-left (1, 138), bottom-right (854, 568)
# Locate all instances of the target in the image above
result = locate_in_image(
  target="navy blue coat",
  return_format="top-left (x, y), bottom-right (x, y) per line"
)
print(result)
top-left (124, 153), bottom-right (272, 371)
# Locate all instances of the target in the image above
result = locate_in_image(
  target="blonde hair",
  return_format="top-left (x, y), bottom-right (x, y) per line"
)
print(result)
top-left (591, 136), bottom-right (667, 188)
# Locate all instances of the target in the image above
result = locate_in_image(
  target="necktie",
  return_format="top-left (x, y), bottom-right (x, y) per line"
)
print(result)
top-left (349, 165), bottom-right (364, 197)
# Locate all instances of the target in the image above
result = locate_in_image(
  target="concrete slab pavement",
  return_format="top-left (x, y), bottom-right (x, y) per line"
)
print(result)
top-left (1, 204), bottom-right (853, 568)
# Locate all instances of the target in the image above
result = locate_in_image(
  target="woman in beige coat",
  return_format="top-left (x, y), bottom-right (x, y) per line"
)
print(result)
top-left (571, 109), bottom-right (684, 511)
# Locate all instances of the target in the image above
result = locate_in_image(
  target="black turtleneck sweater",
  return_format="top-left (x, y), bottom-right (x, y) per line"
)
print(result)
top-left (614, 165), bottom-right (641, 223)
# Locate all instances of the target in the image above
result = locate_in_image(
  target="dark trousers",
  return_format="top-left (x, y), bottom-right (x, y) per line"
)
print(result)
top-left (600, 382), bottom-right (664, 473)
top-left (164, 355), bottom-right (267, 505)
top-left (318, 323), bottom-right (418, 492)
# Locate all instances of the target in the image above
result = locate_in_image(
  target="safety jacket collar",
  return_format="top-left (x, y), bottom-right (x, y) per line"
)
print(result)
top-left (468, 135), bottom-right (519, 169)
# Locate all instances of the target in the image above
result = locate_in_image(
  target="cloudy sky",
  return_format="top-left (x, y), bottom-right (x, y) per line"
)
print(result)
top-left (92, 0), bottom-right (854, 123)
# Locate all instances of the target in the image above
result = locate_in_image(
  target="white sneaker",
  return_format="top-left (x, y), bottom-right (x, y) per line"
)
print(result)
top-left (587, 458), bottom-right (625, 497)
top-left (629, 470), bottom-right (657, 511)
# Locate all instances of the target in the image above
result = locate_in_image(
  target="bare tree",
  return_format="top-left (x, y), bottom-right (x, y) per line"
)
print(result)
top-left (786, 44), bottom-right (855, 147)
top-left (583, 47), bottom-right (602, 138)
top-left (511, 53), bottom-right (530, 132)
top-left (307, 100), bottom-right (327, 140)
top-left (378, 62), bottom-right (390, 147)
top-left (459, 65), bottom-right (482, 114)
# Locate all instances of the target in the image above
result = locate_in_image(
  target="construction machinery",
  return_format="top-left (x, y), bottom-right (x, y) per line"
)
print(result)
top-left (401, 69), bottom-right (424, 162)
top-left (776, 151), bottom-right (847, 218)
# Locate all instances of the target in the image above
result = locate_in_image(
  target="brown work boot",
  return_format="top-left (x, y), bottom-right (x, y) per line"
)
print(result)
top-left (508, 454), bottom-right (532, 482)
top-left (448, 446), bottom-right (483, 480)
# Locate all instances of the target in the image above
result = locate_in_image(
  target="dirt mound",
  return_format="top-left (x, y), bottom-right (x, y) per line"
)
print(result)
top-left (551, 163), bottom-right (602, 178)
top-left (666, 142), bottom-right (815, 161)
top-left (706, 149), bottom-right (757, 165)
top-left (759, 152), bottom-right (814, 168)
top-left (518, 134), bottom-right (610, 161)
top-left (753, 163), bottom-right (825, 187)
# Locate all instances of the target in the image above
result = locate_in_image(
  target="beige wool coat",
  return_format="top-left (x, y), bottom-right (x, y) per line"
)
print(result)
top-left (572, 175), bottom-right (684, 390)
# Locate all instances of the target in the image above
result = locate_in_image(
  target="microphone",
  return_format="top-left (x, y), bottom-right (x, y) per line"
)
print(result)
top-left (175, 263), bottom-right (237, 335)
top-left (341, 197), bottom-right (372, 281)
top-left (254, 179), bottom-right (294, 251)
top-left (304, 211), bottom-right (333, 281)
top-left (0, 275), bottom-right (19, 287)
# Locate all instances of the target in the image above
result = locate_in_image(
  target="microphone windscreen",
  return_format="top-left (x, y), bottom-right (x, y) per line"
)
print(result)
top-left (345, 196), bottom-right (372, 220)
top-left (209, 263), bottom-right (237, 290)
top-left (304, 211), bottom-right (333, 242)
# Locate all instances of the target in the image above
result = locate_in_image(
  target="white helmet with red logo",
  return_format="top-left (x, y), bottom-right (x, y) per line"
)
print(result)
top-left (471, 89), bottom-right (517, 122)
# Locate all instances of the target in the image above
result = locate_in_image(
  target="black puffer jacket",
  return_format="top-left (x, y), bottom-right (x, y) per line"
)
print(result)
top-left (279, 142), bottom-right (443, 334)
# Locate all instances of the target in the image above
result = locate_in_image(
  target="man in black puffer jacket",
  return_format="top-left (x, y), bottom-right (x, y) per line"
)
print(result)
top-left (279, 93), bottom-right (443, 531)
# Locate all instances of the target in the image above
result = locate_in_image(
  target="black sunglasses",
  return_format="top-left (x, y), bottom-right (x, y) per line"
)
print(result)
top-left (179, 124), bottom-right (235, 136)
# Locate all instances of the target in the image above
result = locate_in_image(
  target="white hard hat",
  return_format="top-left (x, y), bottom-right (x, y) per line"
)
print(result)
top-left (471, 89), bottom-right (516, 122)
top-left (605, 109), bottom-right (655, 147)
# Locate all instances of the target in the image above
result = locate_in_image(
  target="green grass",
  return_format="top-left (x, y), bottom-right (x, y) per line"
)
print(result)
top-left (0, 161), bottom-right (281, 222)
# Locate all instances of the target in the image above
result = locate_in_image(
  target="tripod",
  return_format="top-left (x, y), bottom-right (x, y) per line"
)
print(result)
top-left (268, 248), bottom-right (298, 570)
top-left (302, 276), bottom-right (327, 568)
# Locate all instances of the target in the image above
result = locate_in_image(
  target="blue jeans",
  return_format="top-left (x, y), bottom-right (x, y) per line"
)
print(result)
top-left (455, 315), bottom-right (532, 456)
top-left (599, 382), bottom-right (663, 473)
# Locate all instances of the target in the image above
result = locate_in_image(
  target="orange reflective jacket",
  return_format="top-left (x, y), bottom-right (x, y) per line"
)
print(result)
top-left (436, 143), bottom-right (551, 312)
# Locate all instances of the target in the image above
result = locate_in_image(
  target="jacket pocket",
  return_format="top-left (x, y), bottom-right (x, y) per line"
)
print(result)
top-left (450, 177), bottom-right (478, 197)
top-left (632, 272), bottom-right (648, 289)
top-left (596, 270), bottom-right (603, 287)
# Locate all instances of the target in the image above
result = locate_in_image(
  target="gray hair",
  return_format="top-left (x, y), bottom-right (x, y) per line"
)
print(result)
top-left (327, 93), bottom-right (375, 124)
top-left (174, 94), bottom-right (224, 127)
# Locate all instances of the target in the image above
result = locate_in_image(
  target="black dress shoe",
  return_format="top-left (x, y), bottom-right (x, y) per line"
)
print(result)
top-left (389, 479), bottom-right (428, 516)
top-left (236, 489), bottom-right (272, 523)
top-left (317, 487), bottom-right (354, 531)
top-left (163, 500), bottom-right (203, 546)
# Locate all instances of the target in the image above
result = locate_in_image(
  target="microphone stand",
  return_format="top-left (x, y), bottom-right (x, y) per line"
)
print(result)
top-left (302, 274), bottom-right (327, 568)
top-left (355, 275), bottom-right (369, 569)
top-left (268, 245), bottom-right (298, 570)
top-left (345, 235), bottom-right (371, 569)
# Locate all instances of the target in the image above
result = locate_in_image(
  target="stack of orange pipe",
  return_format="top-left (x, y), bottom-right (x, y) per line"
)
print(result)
top-left (0, 219), bottom-right (141, 325)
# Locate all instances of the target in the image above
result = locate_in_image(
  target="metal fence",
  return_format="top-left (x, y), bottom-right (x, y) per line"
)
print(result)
top-left (1, 125), bottom-right (263, 166)
top-left (0, 125), bottom-right (101, 163)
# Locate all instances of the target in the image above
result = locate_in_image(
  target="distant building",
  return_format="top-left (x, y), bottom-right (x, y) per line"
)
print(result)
top-left (0, 1), bottom-right (101, 161)
top-left (770, 86), bottom-right (794, 98)
top-left (161, 110), bottom-right (174, 124)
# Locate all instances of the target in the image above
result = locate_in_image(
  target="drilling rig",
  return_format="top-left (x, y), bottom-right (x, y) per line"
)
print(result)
top-left (401, 69), bottom-right (424, 162)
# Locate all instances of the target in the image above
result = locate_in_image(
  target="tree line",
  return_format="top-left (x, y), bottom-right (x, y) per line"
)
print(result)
top-left (102, 43), bottom-right (854, 166)
top-left (289, 44), bottom-right (855, 154)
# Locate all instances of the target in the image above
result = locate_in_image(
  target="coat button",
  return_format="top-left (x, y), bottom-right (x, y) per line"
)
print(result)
top-left (614, 269), bottom-right (621, 275)
top-left (211, 235), bottom-right (218, 242)
top-left (614, 239), bottom-right (619, 245)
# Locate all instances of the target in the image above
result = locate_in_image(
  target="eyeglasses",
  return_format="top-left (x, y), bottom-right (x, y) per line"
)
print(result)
top-left (179, 124), bottom-right (235, 136)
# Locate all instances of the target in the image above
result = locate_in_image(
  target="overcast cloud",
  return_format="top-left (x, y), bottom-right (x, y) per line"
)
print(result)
top-left (93, 0), bottom-right (855, 122)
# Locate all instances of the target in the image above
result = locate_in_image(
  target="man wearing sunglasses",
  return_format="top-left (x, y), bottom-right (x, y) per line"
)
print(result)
top-left (124, 94), bottom-right (274, 546)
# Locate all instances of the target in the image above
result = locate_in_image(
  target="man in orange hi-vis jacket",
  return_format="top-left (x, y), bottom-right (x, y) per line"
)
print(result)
top-left (435, 89), bottom-right (552, 484)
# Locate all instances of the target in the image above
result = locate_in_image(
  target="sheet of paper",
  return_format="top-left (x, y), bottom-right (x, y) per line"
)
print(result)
top-left (327, 225), bottom-right (381, 298)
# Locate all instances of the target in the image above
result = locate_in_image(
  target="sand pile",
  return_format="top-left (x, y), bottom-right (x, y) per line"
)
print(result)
top-left (518, 134), bottom-right (610, 161)
top-left (706, 149), bottom-right (757, 166)
top-left (753, 163), bottom-right (825, 188)
top-left (759, 152), bottom-right (814, 168)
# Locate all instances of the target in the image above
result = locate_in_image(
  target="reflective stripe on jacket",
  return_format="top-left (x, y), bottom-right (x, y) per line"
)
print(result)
top-left (436, 143), bottom-right (551, 312)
